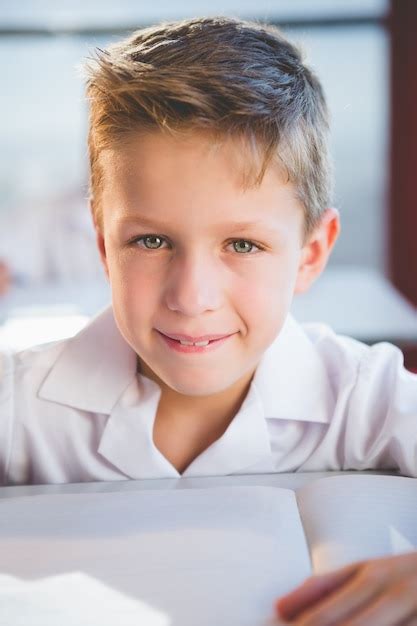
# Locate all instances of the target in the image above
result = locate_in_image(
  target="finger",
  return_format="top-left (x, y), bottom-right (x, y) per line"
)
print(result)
top-left (276, 562), bottom-right (360, 621)
top-left (283, 565), bottom-right (386, 626)
top-left (343, 580), bottom-right (417, 626)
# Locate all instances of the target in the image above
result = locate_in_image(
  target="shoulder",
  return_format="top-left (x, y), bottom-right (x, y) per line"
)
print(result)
top-left (2, 304), bottom-right (137, 416)
top-left (291, 317), bottom-right (417, 418)
top-left (0, 338), bottom-right (71, 411)
top-left (0, 304), bottom-right (122, 395)
top-left (296, 318), bottom-right (417, 437)
top-left (297, 318), bottom-right (407, 384)
top-left (299, 319), bottom-right (369, 360)
top-left (0, 338), bottom-right (72, 484)
top-left (1, 338), bottom-right (69, 385)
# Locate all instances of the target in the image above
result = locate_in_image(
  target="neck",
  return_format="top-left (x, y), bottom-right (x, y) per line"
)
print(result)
top-left (138, 356), bottom-right (255, 436)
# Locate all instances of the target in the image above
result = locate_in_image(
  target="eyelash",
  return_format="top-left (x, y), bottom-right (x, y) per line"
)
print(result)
top-left (128, 235), bottom-right (265, 255)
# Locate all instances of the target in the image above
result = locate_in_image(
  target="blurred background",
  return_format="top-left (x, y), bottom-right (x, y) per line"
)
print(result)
top-left (0, 0), bottom-right (416, 368)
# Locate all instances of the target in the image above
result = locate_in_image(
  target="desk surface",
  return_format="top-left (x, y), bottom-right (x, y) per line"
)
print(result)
top-left (0, 469), bottom-right (411, 626)
top-left (0, 470), bottom-right (401, 500)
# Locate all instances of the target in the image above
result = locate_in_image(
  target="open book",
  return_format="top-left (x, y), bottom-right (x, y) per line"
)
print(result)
top-left (0, 474), bottom-right (416, 626)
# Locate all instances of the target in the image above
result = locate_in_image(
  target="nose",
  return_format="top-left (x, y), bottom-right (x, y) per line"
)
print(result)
top-left (164, 251), bottom-right (225, 316)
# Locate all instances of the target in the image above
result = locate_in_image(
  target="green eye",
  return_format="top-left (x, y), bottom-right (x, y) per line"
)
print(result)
top-left (233, 240), bottom-right (255, 253)
top-left (142, 235), bottom-right (165, 249)
top-left (131, 235), bottom-right (262, 254)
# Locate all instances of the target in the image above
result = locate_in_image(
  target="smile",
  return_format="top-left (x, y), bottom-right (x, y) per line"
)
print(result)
top-left (157, 331), bottom-right (233, 354)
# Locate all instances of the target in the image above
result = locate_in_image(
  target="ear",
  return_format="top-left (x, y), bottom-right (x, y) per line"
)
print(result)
top-left (90, 200), bottom-right (110, 281)
top-left (294, 207), bottom-right (341, 294)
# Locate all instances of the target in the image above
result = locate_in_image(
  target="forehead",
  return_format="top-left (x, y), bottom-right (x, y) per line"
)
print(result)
top-left (102, 129), bottom-right (285, 188)
top-left (99, 130), bottom-right (304, 233)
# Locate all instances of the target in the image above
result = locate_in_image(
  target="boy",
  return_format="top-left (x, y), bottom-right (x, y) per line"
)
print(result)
top-left (1, 16), bottom-right (417, 624)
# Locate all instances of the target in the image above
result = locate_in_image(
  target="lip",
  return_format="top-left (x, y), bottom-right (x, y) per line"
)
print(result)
top-left (158, 331), bottom-right (234, 343)
top-left (157, 331), bottom-right (234, 354)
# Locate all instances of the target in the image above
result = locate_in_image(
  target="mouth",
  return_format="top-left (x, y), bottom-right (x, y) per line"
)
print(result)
top-left (157, 330), bottom-right (234, 353)
top-left (158, 331), bottom-right (233, 346)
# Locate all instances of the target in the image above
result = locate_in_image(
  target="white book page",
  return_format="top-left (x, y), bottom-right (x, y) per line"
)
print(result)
top-left (0, 572), bottom-right (169, 626)
top-left (296, 474), bottom-right (417, 574)
top-left (0, 486), bottom-right (312, 626)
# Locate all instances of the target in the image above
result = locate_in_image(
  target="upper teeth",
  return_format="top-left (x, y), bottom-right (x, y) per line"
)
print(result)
top-left (179, 339), bottom-right (210, 346)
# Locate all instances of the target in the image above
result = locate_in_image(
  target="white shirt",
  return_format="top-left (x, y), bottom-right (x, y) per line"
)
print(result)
top-left (1, 304), bottom-right (416, 485)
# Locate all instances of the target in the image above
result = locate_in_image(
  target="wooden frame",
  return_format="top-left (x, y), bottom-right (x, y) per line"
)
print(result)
top-left (388, 0), bottom-right (417, 307)
top-left (388, 0), bottom-right (417, 370)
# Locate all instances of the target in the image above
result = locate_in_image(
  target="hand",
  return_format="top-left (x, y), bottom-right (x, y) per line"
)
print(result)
top-left (0, 260), bottom-right (11, 296)
top-left (275, 552), bottom-right (417, 625)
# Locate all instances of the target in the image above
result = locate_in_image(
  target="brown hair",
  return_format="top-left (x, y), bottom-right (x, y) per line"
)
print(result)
top-left (83, 16), bottom-right (333, 241)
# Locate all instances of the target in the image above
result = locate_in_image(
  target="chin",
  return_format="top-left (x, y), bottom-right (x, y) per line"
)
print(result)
top-left (164, 374), bottom-right (234, 397)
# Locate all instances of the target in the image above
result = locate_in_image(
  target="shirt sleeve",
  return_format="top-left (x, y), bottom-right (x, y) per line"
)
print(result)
top-left (344, 340), bottom-right (417, 477)
top-left (0, 350), bottom-right (14, 485)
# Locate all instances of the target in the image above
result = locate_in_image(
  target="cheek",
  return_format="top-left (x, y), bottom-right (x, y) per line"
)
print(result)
top-left (107, 245), bottom-right (299, 321)
top-left (258, 253), bottom-right (300, 324)
top-left (230, 260), bottom-right (297, 326)
top-left (246, 254), bottom-right (298, 301)
top-left (106, 252), bottom-right (156, 316)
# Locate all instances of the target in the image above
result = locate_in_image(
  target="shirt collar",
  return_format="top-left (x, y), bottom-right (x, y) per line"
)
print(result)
top-left (96, 372), bottom-right (272, 478)
top-left (251, 314), bottom-right (333, 425)
top-left (37, 305), bottom-right (333, 478)
top-left (38, 304), bottom-right (332, 425)
top-left (37, 305), bottom-right (138, 414)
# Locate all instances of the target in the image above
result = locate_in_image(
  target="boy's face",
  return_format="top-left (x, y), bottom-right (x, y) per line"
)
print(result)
top-left (96, 131), bottom-right (337, 399)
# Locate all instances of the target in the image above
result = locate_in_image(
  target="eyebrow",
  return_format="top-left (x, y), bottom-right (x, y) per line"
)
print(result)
top-left (117, 215), bottom-right (273, 232)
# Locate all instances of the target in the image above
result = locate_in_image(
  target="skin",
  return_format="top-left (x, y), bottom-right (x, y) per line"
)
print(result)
top-left (275, 553), bottom-right (417, 625)
top-left (0, 260), bottom-right (11, 296)
top-left (94, 129), bottom-right (340, 472)
top-left (93, 129), bottom-right (417, 622)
